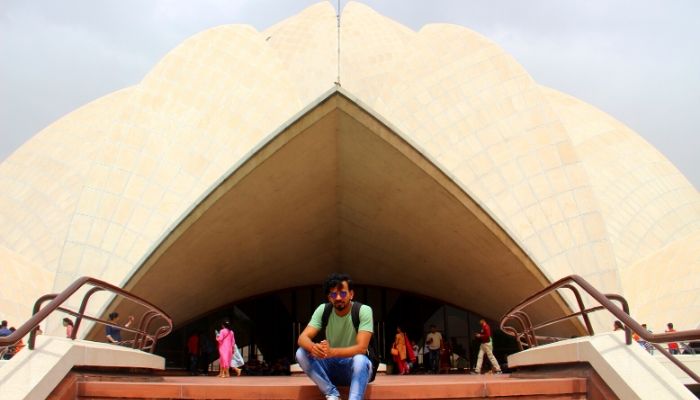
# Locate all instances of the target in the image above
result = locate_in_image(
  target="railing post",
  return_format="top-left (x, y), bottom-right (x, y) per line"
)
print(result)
top-left (606, 294), bottom-right (631, 345)
top-left (134, 311), bottom-right (158, 350)
top-left (29, 294), bottom-right (57, 350)
top-left (513, 310), bottom-right (537, 348)
top-left (562, 284), bottom-right (594, 336)
top-left (73, 286), bottom-right (105, 340)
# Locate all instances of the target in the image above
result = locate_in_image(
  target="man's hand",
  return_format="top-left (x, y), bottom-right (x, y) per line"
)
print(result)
top-left (298, 323), bottom-right (370, 359)
top-left (311, 340), bottom-right (330, 359)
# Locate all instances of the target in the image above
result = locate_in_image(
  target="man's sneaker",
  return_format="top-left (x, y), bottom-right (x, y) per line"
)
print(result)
top-left (326, 396), bottom-right (340, 400)
top-left (495, 371), bottom-right (503, 374)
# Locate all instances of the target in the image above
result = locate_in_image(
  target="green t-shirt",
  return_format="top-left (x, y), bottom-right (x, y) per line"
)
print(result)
top-left (308, 302), bottom-right (373, 348)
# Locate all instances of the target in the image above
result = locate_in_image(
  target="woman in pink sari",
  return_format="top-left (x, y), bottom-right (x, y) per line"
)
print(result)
top-left (216, 320), bottom-right (234, 378)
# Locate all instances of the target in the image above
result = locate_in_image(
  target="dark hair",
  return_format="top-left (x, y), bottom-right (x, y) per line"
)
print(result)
top-left (0, 320), bottom-right (7, 327)
top-left (63, 318), bottom-right (74, 326)
top-left (108, 312), bottom-right (119, 320)
top-left (323, 272), bottom-right (353, 295)
top-left (222, 320), bottom-right (232, 330)
top-left (667, 322), bottom-right (674, 329)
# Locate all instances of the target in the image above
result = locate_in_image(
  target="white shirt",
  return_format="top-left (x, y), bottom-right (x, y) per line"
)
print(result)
top-left (426, 331), bottom-right (442, 350)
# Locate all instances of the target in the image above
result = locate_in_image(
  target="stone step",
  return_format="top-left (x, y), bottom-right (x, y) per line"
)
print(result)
top-left (65, 373), bottom-right (587, 399)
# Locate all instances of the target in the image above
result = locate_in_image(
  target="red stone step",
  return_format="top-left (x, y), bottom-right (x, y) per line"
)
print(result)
top-left (70, 374), bottom-right (587, 399)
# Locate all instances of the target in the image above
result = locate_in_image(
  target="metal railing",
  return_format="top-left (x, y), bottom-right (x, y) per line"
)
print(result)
top-left (499, 274), bottom-right (700, 384)
top-left (0, 276), bottom-right (172, 355)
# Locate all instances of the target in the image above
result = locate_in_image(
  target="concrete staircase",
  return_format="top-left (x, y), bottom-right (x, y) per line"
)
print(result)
top-left (6, 333), bottom-right (696, 399)
top-left (52, 373), bottom-right (588, 400)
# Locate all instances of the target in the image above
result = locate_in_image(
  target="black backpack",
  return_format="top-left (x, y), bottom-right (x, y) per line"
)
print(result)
top-left (320, 301), bottom-right (381, 382)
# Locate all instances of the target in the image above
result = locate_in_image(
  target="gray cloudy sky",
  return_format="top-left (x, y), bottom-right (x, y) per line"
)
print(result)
top-left (1, 0), bottom-right (698, 188)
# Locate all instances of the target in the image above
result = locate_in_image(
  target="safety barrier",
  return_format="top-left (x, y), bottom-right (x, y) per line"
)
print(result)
top-left (0, 276), bottom-right (172, 355)
top-left (500, 274), bottom-right (700, 384)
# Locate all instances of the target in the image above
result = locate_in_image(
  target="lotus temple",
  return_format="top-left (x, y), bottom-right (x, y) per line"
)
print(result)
top-left (0, 2), bottom-right (698, 399)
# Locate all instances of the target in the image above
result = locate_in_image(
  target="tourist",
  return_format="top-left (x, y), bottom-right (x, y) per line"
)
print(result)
top-left (613, 320), bottom-right (624, 331)
top-left (639, 323), bottom-right (654, 354)
top-left (232, 341), bottom-right (245, 376)
top-left (439, 336), bottom-right (453, 374)
top-left (296, 272), bottom-right (374, 400)
top-left (62, 318), bottom-right (74, 338)
top-left (5, 327), bottom-right (24, 359)
top-left (472, 318), bottom-right (502, 374)
top-left (392, 326), bottom-right (409, 375)
top-left (405, 333), bottom-right (416, 373)
top-left (187, 331), bottom-right (200, 375)
top-left (105, 312), bottom-right (134, 345)
top-left (410, 340), bottom-right (420, 369)
top-left (0, 320), bottom-right (10, 337)
top-left (215, 320), bottom-right (234, 378)
top-left (425, 325), bottom-right (442, 374)
top-left (666, 322), bottom-right (679, 355)
top-left (632, 323), bottom-right (654, 354)
top-left (199, 332), bottom-right (215, 374)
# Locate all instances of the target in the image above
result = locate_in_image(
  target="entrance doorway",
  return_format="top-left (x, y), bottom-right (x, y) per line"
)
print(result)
top-left (156, 284), bottom-right (516, 374)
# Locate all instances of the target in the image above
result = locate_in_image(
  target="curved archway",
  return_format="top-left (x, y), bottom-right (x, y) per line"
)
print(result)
top-left (106, 92), bottom-right (578, 338)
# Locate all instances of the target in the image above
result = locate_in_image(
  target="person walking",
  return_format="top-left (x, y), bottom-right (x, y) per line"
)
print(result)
top-left (472, 318), bottom-right (502, 374)
top-left (296, 273), bottom-right (374, 400)
top-left (216, 321), bottom-right (234, 378)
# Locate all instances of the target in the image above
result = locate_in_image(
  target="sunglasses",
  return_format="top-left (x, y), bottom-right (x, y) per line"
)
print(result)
top-left (329, 290), bottom-right (349, 299)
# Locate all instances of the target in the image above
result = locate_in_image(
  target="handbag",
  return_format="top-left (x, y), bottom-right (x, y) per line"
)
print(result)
top-left (391, 346), bottom-right (399, 356)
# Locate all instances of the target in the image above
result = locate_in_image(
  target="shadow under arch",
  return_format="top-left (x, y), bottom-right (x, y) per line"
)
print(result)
top-left (157, 283), bottom-right (521, 371)
top-left (92, 91), bottom-right (580, 341)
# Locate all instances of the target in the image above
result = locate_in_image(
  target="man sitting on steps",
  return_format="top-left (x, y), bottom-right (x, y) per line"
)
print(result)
top-left (296, 273), bottom-right (374, 400)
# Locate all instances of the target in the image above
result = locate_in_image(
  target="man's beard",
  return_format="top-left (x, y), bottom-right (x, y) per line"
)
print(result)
top-left (334, 301), bottom-right (347, 310)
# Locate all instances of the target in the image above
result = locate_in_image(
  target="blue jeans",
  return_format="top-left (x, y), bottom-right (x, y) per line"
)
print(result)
top-left (428, 349), bottom-right (440, 373)
top-left (296, 347), bottom-right (371, 400)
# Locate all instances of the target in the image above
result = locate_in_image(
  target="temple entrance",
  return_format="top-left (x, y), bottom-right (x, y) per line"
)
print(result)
top-left (156, 284), bottom-right (517, 374)
top-left (95, 94), bottom-right (581, 357)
